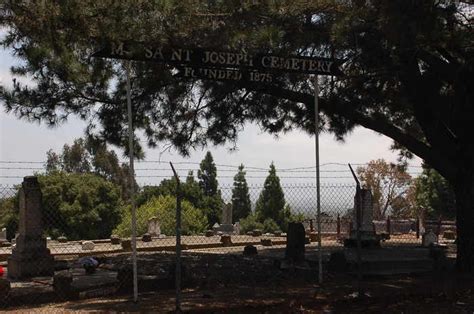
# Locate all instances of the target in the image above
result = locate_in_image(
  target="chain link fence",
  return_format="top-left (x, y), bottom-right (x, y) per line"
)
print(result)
top-left (0, 176), bottom-right (456, 309)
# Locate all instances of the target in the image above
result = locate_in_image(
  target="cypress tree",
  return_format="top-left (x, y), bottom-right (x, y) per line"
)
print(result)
top-left (197, 152), bottom-right (222, 226)
top-left (231, 164), bottom-right (251, 222)
top-left (255, 163), bottom-right (285, 226)
top-left (198, 152), bottom-right (219, 197)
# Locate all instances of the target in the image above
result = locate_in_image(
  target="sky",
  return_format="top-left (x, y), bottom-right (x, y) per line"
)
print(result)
top-left (0, 32), bottom-right (423, 188)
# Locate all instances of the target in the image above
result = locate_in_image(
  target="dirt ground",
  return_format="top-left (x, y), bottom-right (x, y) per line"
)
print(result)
top-left (5, 272), bottom-right (474, 313)
top-left (3, 247), bottom-right (474, 313)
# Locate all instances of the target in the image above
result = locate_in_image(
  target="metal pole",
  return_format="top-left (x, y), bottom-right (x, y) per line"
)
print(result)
top-left (349, 163), bottom-right (363, 297)
top-left (314, 75), bottom-right (323, 284)
top-left (170, 162), bottom-right (182, 312)
top-left (125, 61), bottom-right (138, 303)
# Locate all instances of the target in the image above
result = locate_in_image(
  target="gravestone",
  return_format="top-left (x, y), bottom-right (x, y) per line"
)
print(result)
top-left (344, 188), bottom-right (380, 247)
top-left (220, 234), bottom-right (232, 246)
top-left (8, 176), bottom-right (54, 279)
top-left (121, 239), bottom-right (132, 251)
top-left (147, 217), bottom-right (161, 236)
top-left (261, 238), bottom-right (272, 246)
top-left (234, 222), bottom-right (241, 235)
top-left (443, 230), bottom-right (456, 240)
top-left (81, 241), bottom-right (95, 251)
top-left (215, 204), bottom-right (234, 234)
top-left (205, 230), bottom-right (214, 237)
top-left (422, 230), bottom-right (438, 247)
top-left (252, 229), bottom-right (262, 237)
top-left (110, 235), bottom-right (121, 245)
top-left (212, 222), bottom-right (220, 234)
top-left (53, 270), bottom-right (76, 300)
top-left (142, 233), bottom-right (152, 242)
top-left (285, 222), bottom-right (306, 262)
top-left (0, 228), bottom-right (6, 243)
top-left (222, 203), bottom-right (232, 225)
top-left (243, 245), bottom-right (257, 256)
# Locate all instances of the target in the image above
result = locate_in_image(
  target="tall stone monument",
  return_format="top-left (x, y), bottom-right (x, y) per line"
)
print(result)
top-left (344, 188), bottom-right (380, 247)
top-left (8, 177), bottom-right (54, 279)
top-left (216, 203), bottom-right (234, 234)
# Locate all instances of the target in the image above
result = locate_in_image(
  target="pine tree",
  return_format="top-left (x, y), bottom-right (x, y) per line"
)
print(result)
top-left (198, 152), bottom-right (219, 197)
top-left (231, 164), bottom-right (251, 222)
top-left (255, 163), bottom-right (285, 227)
top-left (197, 152), bottom-right (222, 226)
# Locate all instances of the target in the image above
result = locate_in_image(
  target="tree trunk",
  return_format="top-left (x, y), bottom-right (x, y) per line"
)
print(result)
top-left (454, 178), bottom-right (474, 272)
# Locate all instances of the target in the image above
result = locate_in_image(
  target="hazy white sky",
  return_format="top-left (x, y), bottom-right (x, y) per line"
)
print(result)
top-left (0, 37), bottom-right (422, 187)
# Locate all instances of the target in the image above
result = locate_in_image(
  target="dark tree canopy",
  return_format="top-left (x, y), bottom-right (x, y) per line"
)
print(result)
top-left (1, 1), bottom-right (474, 270)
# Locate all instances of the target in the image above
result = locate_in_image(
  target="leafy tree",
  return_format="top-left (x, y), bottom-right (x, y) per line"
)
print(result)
top-left (0, 190), bottom-right (19, 241)
top-left (114, 195), bottom-right (207, 237)
top-left (239, 212), bottom-right (263, 234)
top-left (2, 1), bottom-right (474, 270)
top-left (357, 159), bottom-right (412, 219)
top-left (136, 171), bottom-right (205, 209)
top-left (389, 184), bottom-right (417, 219)
top-left (45, 137), bottom-right (135, 199)
top-left (231, 164), bottom-right (251, 222)
top-left (262, 218), bottom-right (279, 234)
top-left (39, 172), bottom-right (123, 240)
top-left (279, 204), bottom-right (306, 233)
top-left (414, 165), bottom-right (456, 220)
top-left (198, 152), bottom-right (219, 197)
top-left (255, 163), bottom-right (286, 227)
top-left (1, 173), bottom-right (123, 240)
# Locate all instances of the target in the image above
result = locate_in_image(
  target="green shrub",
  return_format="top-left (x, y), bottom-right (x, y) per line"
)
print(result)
top-left (114, 195), bottom-right (207, 237)
top-left (39, 172), bottom-right (123, 240)
top-left (262, 218), bottom-right (279, 234)
top-left (0, 193), bottom-right (19, 241)
top-left (279, 205), bottom-right (305, 232)
top-left (239, 212), bottom-right (263, 234)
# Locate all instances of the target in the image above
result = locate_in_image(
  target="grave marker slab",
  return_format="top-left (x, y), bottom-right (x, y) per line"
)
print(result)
top-left (215, 204), bottom-right (234, 234)
top-left (8, 177), bottom-right (54, 279)
top-left (147, 217), bottom-right (161, 236)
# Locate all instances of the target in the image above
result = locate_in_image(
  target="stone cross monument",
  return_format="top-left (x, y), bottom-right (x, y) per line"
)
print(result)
top-left (8, 177), bottom-right (54, 279)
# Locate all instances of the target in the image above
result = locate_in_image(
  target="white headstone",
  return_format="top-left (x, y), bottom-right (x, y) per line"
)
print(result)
top-left (147, 217), bottom-right (161, 236)
top-left (355, 189), bottom-right (374, 232)
top-left (422, 230), bottom-right (438, 247)
top-left (81, 241), bottom-right (95, 251)
top-left (234, 222), bottom-right (241, 235)
top-left (0, 228), bottom-right (6, 241)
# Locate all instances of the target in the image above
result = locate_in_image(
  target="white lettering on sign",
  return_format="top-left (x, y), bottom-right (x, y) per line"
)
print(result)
top-left (259, 56), bottom-right (333, 74)
top-left (171, 49), bottom-right (191, 62)
top-left (95, 41), bottom-right (341, 75)
top-left (111, 42), bottom-right (130, 56)
top-left (145, 47), bottom-right (164, 60)
top-left (202, 51), bottom-right (252, 67)
top-left (181, 67), bottom-right (271, 83)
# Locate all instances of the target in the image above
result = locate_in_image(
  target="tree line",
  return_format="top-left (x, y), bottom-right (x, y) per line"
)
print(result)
top-left (0, 138), bottom-right (304, 240)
